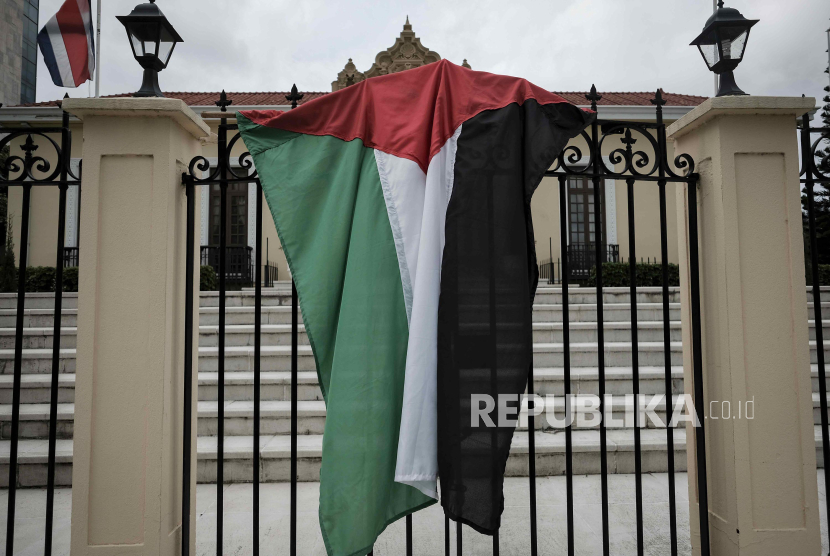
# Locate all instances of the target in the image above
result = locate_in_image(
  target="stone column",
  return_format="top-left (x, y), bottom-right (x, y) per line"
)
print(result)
top-left (668, 96), bottom-right (819, 555)
top-left (62, 98), bottom-right (208, 556)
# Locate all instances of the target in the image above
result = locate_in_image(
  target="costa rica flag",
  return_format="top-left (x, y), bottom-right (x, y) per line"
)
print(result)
top-left (37, 0), bottom-right (96, 88)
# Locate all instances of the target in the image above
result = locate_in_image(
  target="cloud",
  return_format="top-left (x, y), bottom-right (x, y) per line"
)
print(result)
top-left (34, 0), bottom-right (829, 105)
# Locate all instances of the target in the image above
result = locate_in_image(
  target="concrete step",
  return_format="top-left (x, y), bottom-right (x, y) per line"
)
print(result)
top-left (9, 424), bottom-right (830, 488)
top-left (0, 309), bottom-right (77, 328)
top-left (0, 327), bottom-right (78, 349)
top-left (0, 342), bottom-right (683, 374)
top-left (0, 428), bottom-right (691, 487)
top-left (3, 340), bottom-right (830, 376)
top-left (10, 365), bottom-right (830, 406)
top-left (0, 293), bottom-right (78, 310)
top-left (0, 393), bottom-right (701, 439)
top-left (5, 318), bottom-right (827, 350)
top-left (0, 367), bottom-right (684, 405)
top-left (0, 321), bottom-right (692, 350)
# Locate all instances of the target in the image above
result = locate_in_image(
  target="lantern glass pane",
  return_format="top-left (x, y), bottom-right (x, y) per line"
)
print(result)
top-left (158, 40), bottom-right (174, 66)
top-left (130, 33), bottom-right (143, 56)
top-left (128, 21), bottom-right (160, 57)
top-left (699, 43), bottom-right (718, 69)
top-left (730, 30), bottom-right (747, 60)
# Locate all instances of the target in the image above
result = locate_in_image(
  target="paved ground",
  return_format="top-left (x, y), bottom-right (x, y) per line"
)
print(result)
top-left (1, 473), bottom-right (828, 555)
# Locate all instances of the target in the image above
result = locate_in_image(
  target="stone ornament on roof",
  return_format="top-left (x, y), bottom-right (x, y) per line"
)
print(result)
top-left (332, 17), bottom-right (468, 91)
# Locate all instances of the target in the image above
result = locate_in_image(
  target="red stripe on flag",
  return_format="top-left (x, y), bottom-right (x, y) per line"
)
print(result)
top-left (55, 0), bottom-right (90, 86)
top-left (241, 60), bottom-right (594, 174)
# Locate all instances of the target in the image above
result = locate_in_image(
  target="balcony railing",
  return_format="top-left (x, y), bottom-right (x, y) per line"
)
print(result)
top-left (201, 245), bottom-right (254, 286)
top-left (63, 247), bottom-right (79, 268)
top-left (567, 242), bottom-right (619, 280)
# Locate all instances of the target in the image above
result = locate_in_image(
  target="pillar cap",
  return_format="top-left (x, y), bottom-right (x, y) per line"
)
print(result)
top-left (62, 97), bottom-right (211, 139)
top-left (667, 96), bottom-right (815, 141)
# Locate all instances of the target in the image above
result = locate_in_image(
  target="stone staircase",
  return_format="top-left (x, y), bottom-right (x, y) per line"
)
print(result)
top-left (1, 284), bottom-right (828, 488)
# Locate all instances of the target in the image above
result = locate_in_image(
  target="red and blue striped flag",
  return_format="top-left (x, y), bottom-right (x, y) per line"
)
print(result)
top-left (37, 0), bottom-right (96, 88)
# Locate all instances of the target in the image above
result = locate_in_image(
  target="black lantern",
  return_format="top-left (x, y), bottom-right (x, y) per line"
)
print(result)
top-left (690, 1), bottom-right (758, 97)
top-left (117, 0), bottom-right (183, 98)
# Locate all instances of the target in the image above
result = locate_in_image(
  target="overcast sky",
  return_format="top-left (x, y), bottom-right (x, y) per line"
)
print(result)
top-left (34, 0), bottom-right (830, 106)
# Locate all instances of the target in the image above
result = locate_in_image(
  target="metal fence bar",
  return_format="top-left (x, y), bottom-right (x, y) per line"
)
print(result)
top-left (406, 514), bottom-right (413, 556)
top-left (653, 91), bottom-right (679, 556)
top-left (527, 361), bottom-right (538, 556)
top-left (287, 86), bottom-right (302, 556)
top-left (626, 177), bottom-right (644, 556)
top-left (217, 115), bottom-right (228, 556)
top-left (44, 109), bottom-right (70, 556)
top-left (558, 175), bottom-right (575, 556)
top-left (253, 181), bottom-right (263, 556)
top-left (4, 182), bottom-right (31, 556)
top-left (291, 280), bottom-right (298, 556)
top-left (687, 177), bottom-right (711, 556)
top-left (802, 117), bottom-right (830, 548)
top-left (457, 522), bottom-right (462, 555)
top-left (587, 86), bottom-right (610, 556)
top-left (182, 175), bottom-right (196, 556)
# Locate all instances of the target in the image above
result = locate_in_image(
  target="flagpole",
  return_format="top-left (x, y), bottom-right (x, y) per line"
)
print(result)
top-left (95, 0), bottom-right (101, 98)
top-left (713, 0), bottom-right (718, 96)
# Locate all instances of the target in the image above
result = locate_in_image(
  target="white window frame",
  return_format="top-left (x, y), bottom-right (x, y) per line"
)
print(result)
top-left (199, 157), bottom-right (257, 249)
top-left (561, 156), bottom-right (617, 247)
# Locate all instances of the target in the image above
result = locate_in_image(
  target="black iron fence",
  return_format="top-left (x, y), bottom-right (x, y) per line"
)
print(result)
top-left (543, 87), bottom-right (707, 556)
top-left (567, 242), bottom-right (619, 280)
top-left (179, 87), bottom-right (709, 556)
top-left (0, 105), bottom-right (80, 556)
top-left (800, 113), bottom-right (830, 548)
top-left (263, 260), bottom-right (279, 287)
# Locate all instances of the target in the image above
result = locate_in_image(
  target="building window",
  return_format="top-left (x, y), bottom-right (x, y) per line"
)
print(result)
top-left (20, 0), bottom-right (39, 105)
top-left (567, 176), bottom-right (606, 247)
top-left (209, 183), bottom-right (248, 246)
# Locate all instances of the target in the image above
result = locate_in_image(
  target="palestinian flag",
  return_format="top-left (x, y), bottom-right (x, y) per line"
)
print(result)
top-left (238, 59), bottom-right (593, 555)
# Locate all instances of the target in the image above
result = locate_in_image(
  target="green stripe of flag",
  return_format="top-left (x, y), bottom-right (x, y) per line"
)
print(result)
top-left (238, 114), bottom-right (435, 556)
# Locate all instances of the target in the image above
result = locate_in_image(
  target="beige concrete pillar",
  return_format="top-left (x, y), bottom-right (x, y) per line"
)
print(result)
top-left (668, 96), bottom-right (819, 555)
top-left (62, 98), bottom-right (208, 556)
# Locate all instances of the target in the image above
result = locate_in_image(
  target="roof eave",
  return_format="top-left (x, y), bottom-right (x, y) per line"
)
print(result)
top-left (0, 102), bottom-right (696, 124)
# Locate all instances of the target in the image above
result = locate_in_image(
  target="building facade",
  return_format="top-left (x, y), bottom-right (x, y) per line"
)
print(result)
top-left (0, 0), bottom-right (38, 106)
top-left (0, 19), bottom-right (706, 282)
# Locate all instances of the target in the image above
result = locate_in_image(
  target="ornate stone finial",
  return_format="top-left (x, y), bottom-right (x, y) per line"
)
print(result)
top-left (586, 84), bottom-right (602, 111)
top-left (215, 90), bottom-right (232, 112)
top-left (286, 84), bottom-right (304, 109)
top-left (333, 18), bottom-right (441, 91)
top-left (462, 59), bottom-right (471, 69)
top-left (717, 0), bottom-right (724, 7)
top-left (332, 58), bottom-right (366, 91)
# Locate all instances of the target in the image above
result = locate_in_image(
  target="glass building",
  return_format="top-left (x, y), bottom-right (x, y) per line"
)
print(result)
top-left (20, 0), bottom-right (39, 105)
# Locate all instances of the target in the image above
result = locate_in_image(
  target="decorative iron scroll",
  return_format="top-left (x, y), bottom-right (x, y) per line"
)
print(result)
top-left (183, 91), bottom-right (259, 186)
top-left (800, 125), bottom-right (830, 184)
top-left (0, 128), bottom-right (81, 186)
top-left (546, 87), bottom-right (696, 183)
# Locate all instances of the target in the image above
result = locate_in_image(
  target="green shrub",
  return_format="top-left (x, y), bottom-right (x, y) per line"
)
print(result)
top-left (62, 267), bottom-right (79, 292)
top-left (0, 266), bottom-right (80, 293)
top-left (200, 265), bottom-right (218, 291)
top-left (806, 264), bottom-right (830, 286)
top-left (585, 262), bottom-right (680, 287)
